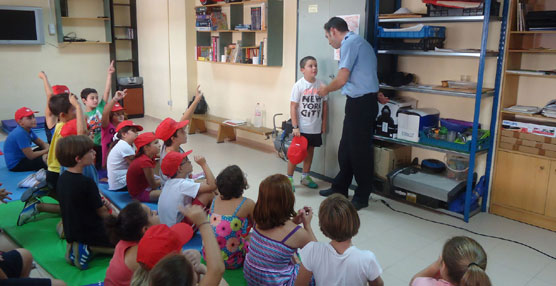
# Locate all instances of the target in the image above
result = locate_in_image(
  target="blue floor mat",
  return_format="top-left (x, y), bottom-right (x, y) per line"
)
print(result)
top-left (1, 117), bottom-right (46, 133)
top-left (98, 183), bottom-right (158, 211)
top-left (98, 184), bottom-right (202, 251)
top-left (0, 129), bottom-right (47, 202)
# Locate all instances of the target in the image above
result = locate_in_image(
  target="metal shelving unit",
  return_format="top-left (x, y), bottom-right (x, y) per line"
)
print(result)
top-left (377, 50), bottom-right (498, 57)
top-left (373, 135), bottom-right (489, 156)
top-left (379, 84), bottom-right (494, 98)
top-left (372, 0), bottom-right (510, 222)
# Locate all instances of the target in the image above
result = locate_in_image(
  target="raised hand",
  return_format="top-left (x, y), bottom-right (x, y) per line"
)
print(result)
top-left (179, 204), bottom-right (208, 226)
top-left (114, 89), bottom-right (127, 101)
top-left (69, 93), bottom-right (80, 107)
top-left (194, 155), bottom-right (207, 166)
top-left (38, 71), bottom-right (47, 80)
top-left (107, 60), bottom-right (115, 75)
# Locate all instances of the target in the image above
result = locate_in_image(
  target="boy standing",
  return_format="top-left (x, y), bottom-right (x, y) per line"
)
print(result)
top-left (158, 151), bottom-right (216, 227)
top-left (287, 56), bottom-right (328, 191)
top-left (4, 107), bottom-right (49, 172)
top-left (81, 61), bottom-right (115, 168)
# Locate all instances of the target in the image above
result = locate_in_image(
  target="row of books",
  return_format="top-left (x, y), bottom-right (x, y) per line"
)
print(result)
top-left (195, 6), bottom-right (228, 31)
top-left (196, 38), bottom-right (268, 65)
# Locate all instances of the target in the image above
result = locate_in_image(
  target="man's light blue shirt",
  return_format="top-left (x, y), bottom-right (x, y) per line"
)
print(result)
top-left (339, 32), bottom-right (379, 98)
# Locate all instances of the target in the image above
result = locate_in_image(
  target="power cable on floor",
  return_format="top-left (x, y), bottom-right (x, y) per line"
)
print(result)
top-left (378, 199), bottom-right (556, 261)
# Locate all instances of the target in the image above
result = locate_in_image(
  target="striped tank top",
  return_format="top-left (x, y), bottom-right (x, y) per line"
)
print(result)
top-left (244, 225), bottom-right (306, 286)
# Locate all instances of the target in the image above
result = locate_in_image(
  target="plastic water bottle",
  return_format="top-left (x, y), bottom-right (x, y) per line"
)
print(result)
top-left (254, 103), bottom-right (263, 128)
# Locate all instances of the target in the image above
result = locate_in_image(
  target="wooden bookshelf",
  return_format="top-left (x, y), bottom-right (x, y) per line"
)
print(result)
top-left (195, 0), bottom-right (267, 8)
top-left (196, 60), bottom-right (278, 67)
top-left (490, 0), bottom-right (556, 231)
top-left (55, 0), bottom-right (112, 43)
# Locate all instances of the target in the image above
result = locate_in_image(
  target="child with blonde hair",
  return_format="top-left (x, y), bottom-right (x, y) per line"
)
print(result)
top-left (411, 236), bottom-right (491, 286)
top-left (296, 194), bottom-right (383, 286)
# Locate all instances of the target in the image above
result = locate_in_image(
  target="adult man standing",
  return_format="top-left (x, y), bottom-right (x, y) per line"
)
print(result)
top-left (318, 17), bottom-right (388, 210)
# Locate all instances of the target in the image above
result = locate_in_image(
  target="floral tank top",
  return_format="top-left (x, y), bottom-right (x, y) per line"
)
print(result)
top-left (205, 197), bottom-right (251, 269)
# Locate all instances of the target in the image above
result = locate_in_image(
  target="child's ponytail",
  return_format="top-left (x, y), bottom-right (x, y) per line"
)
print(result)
top-left (104, 201), bottom-right (149, 244)
top-left (442, 236), bottom-right (491, 286)
top-left (460, 262), bottom-right (491, 286)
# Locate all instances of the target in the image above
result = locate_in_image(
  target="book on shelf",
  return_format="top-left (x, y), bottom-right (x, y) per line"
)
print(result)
top-left (211, 36), bottom-right (220, 62)
top-left (251, 7), bottom-right (261, 30)
top-left (261, 2), bottom-right (266, 30)
top-left (263, 37), bottom-right (267, 65)
top-left (196, 46), bottom-right (212, 61)
top-left (211, 11), bottom-right (228, 30)
top-left (235, 40), bottom-right (243, 63)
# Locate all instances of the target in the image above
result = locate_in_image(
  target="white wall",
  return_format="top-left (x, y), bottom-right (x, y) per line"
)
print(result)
top-left (137, 0), bottom-right (296, 145)
top-left (0, 0), bottom-right (110, 120)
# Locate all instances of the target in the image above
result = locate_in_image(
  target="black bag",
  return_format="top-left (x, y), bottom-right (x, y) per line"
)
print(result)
top-left (188, 96), bottom-right (208, 114)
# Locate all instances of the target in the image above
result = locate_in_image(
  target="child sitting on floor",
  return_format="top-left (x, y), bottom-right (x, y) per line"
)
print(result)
top-left (243, 174), bottom-right (316, 286)
top-left (81, 61), bottom-right (115, 169)
top-left (0, 247), bottom-right (66, 286)
top-left (17, 93), bottom-right (84, 226)
top-left (411, 236), bottom-right (491, 286)
top-left (56, 135), bottom-right (114, 270)
top-left (205, 165), bottom-right (254, 269)
top-left (101, 90), bottom-right (127, 169)
top-left (155, 85), bottom-right (205, 186)
top-left (158, 151), bottom-right (216, 227)
top-left (296, 194), bottom-right (384, 286)
top-left (4, 107), bottom-right (49, 172)
top-left (132, 205), bottom-right (225, 286)
top-left (104, 201), bottom-right (160, 286)
top-left (126, 132), bottom-right (162, 202)
top-left (107, 120), bottom-right (143, 191)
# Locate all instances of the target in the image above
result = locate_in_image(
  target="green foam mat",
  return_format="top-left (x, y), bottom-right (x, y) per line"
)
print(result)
top-left (201, 258), bottom-right (247, 286)
top-left (0, 198), bottom-right (110, 286)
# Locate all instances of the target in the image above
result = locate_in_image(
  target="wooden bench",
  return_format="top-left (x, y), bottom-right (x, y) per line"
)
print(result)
top-left (189, 114), bottom-right (274, 143)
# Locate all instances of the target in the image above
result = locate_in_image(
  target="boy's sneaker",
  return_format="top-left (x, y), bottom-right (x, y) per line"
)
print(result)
top-left (20, 180), bottom-right (49, 203)
top-left (72, 242), bottom-right (92, 270)
top-left (65, 243), bottom-right (75, 266)
top-left (17, 198), bottom-right (40, 226)
top-left (288, 177), bottom-right (295, 193)
top-left (301, 176), bottom-right (318, 189)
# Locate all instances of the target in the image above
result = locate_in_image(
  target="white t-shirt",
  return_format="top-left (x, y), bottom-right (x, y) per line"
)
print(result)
top-left (290, 77), bottom-right (327, 134)
top-left (299, 242), bottom-right (382, 286)
top-left (107, 140), bottom-right (135, 190)
top-left (158, 178), bottom-right (200, 227)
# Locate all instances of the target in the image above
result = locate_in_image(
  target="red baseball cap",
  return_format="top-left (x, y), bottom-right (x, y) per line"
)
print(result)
top-left (14, 107), bottom-right (38, 121)
top-left (155, 118), bottom-right (189, 141)
top-left (287, 136), bottom-right (308, 165)
top-left (134, 132), bottom-right (157, 151)
top-left (161, 150), bottom-right (193, 177)
top-left (111, 102), bottom-right (125, 112)
top-left (115, 120), bottom-right (143, 132)
top-left (136, 223), bottom-right (194, 270)
top-left (52, 85), bottom-right (70, 95)
top-left (60, 119), bottom-right (77, 137)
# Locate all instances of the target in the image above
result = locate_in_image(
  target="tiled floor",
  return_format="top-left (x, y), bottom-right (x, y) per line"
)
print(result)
top-left (2, 116), bottom-right (556, 285)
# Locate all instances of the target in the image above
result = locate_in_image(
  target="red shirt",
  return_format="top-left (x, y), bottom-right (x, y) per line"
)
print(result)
top-left (104, 240), bottom-right (138, 286)
top-left (126, 154), bottom-right (156, 196)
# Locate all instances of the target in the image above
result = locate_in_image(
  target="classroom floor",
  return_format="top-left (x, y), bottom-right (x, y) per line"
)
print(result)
top-left (2, 116), bottom-right (556, 286)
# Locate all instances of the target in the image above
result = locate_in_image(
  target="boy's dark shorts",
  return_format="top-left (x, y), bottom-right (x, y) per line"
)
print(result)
top-left (301, 133), bottom-right (322, 147)
top-left (10, 157), bottom-right (47, 172)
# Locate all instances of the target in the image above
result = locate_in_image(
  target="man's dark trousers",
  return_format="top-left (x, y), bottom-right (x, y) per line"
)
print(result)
top-left (331, 92), bottom-right (378, 203)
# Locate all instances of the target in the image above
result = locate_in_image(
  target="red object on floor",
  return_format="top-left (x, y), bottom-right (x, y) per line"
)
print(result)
top-left (0, 150), bottom-right (3, 155)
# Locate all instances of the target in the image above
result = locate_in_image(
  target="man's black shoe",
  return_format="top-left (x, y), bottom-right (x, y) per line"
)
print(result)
top-left (319, 188), bottom-right (348, 198)
top-left (351, 199), bottom-right (369, 211)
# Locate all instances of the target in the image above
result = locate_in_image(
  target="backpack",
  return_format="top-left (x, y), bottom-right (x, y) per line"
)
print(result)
top-left (188, 96), bottom-right (208, 114)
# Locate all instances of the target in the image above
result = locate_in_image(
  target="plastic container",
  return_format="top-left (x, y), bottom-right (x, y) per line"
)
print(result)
top-left (426, 3), bottom-right (501, 17)
top-left (446, 154), bottom-right (469, 181)
top-left (419, 129), bottom-right (490, 153)
top-left (440, 118), bottom-right (476, 133)
top-left (378, 25), bottom-right (446, 39)
top-left (378, 38), bottom-right (444, 51)
top-left (253, 103), bottom-right (263, 128)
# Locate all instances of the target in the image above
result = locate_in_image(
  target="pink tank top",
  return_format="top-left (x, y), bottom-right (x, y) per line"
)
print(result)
top-left (104, 240), bottom-right (138, 286)
top-left (101, 122), bottom-right (116, 168)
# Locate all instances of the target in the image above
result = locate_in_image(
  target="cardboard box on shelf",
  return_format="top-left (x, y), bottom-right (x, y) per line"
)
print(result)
top-left (502, 120), bottom-right (556, 138)
top-left (498, 142), bottom-right (556, 159)
top-left (500, 129), bottom-right (556, 143)
top-left (374, 143), bottom-right (412, 180)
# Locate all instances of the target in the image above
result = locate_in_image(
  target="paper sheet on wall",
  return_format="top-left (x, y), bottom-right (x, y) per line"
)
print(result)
top-left (334, 14), bottom-right (360, 60)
